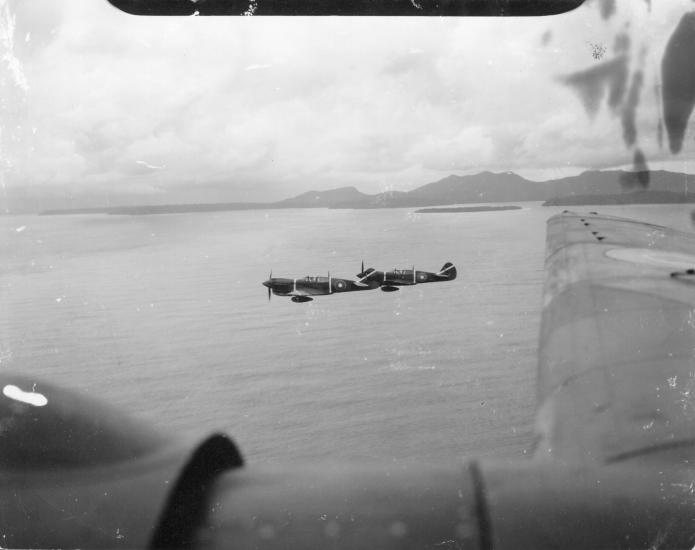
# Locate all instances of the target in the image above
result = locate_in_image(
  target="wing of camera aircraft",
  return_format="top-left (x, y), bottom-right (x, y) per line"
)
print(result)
top-left (3, 211), bottom-right (695, 549)
top-left (534, 210), bottom-right (695, 466)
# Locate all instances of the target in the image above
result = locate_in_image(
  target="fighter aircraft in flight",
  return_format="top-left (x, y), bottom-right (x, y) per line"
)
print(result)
top-left (262, 271), bottom-right (380, 302)
top-left (356, 261), bottom-right (457, 292)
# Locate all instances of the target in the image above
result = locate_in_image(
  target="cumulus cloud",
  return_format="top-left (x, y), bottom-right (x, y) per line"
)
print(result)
top-left (410, 127), bottom-right (495, 171)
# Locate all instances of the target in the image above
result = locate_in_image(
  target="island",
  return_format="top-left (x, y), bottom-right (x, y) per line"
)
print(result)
top-left (542, 191), bottom-right (695, 206)
top-left (414, 205), bottom-right (522, 214)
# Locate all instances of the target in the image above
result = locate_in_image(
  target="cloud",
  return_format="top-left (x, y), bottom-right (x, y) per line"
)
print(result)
top-left (3, 0), bottom-right (695, 209)
top-left (135, 160), bottom-right (166, 170)
top-left (8, 0), bottom-right (63, 56)
top-left (410, 127), bottom-right (495, 171)
top-left (243, 63), bottom-right (272, 71)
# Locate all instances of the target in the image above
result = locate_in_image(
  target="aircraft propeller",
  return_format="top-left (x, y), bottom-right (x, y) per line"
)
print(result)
top-left (328, 271), bottom-right (332, 294)
top-left (267, 270), bottom-right (272, 301)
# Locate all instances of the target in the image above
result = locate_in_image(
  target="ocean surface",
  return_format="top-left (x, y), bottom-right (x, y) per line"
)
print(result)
top-left (2, 203), bottom-right (694, 465)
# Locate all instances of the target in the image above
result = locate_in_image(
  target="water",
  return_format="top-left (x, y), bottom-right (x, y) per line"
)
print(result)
top-left (1, 203), bottom-right (693, 465)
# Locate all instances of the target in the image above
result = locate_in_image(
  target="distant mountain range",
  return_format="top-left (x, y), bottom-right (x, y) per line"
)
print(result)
top-left (38, 169), bottom-right (695, 215)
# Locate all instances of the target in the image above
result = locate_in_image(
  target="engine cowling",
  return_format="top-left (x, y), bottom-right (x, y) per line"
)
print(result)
top-left (0, 374), bottom-right (243, 549)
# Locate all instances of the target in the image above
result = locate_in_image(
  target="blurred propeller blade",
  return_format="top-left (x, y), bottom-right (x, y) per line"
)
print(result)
top-left (268, 270), bottom-right (272, 301)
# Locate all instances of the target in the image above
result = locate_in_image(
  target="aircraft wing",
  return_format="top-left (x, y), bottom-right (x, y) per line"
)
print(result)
top-left (535, 211), bottom-right (695, 467)
top-left (384, 279), bottom-right (416, 286)
top-left (290, 284), bottom-right (328, 296)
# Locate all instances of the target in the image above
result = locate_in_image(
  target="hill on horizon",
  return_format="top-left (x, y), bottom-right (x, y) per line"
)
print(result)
top-left (33, 169), bottom-right (695, 215)
top-left (323, 169), bottom-right (695, 209)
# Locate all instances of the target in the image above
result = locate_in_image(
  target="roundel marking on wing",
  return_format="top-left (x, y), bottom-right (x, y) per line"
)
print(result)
top-left (605, 248), bottom-right (695, 270)
top-left (335, 280), bottom-right (346, 290)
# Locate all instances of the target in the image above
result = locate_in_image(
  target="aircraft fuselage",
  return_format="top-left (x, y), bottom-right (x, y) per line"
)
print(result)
top-left (262, 275), bottom-right (380, 302)
top-left (356, 262), bottom-right (457, 289)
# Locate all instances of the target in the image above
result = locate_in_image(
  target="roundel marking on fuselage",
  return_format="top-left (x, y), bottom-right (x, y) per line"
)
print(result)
top-left (418, 273), bottom-right (427, 281)
top-left (334, 280), bottom-right (347, 291)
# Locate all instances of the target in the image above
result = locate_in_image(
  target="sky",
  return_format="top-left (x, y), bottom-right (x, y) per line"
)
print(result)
top-left (1, 0), bottom-right (695, 209)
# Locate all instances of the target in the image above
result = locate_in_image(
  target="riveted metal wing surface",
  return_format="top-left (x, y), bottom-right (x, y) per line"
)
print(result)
top-left (535, 211), bottom-right (695, 466)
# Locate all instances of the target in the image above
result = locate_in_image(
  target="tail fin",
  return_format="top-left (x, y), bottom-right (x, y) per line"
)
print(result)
top-left (355, 267), bottom-right (378, 287)
top-left (357, 266), bottom-right (376, 278)
top-left (437, 262), bottom-right (456, 280)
